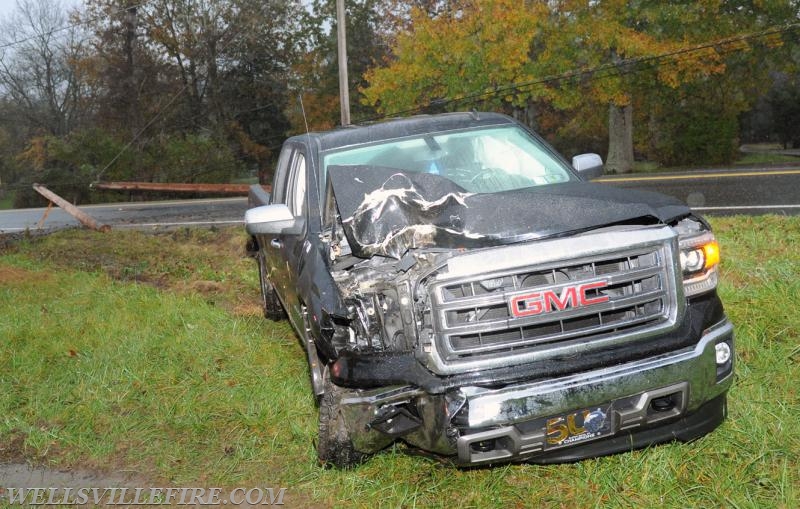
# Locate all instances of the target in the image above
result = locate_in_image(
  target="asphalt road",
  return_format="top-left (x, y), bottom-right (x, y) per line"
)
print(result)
top-left (0, 197), bottom-right (248, 234)
top-left (597, 166), bottom-right (800, 215)
top-left (0, 166), bottom-right (798, 233)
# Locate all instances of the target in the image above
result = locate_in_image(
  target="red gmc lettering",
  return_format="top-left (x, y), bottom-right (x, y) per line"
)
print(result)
top-left (510, 281), bottom-right (610, 317)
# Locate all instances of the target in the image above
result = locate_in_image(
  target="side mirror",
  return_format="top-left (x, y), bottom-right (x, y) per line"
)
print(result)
top-left (245, 204), bottom-right (305, 235)
top-left (572, 153), bottom-right (604, 180)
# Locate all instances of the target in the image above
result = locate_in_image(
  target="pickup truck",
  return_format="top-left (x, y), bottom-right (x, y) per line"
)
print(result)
top-left (244, 112), bottom-right (733, 467)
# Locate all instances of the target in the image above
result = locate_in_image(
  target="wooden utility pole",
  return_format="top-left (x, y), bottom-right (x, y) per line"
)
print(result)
top-left (32, 184), bottom-right (111, 232)
top-left (93, 181), bottom-right (270, 194)
top-left (336, 0), bottom-right (350, 126)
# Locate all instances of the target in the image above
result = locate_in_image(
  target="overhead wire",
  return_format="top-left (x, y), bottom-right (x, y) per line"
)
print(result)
top-left (4, 7), bottom-right (798, 194)
top-left (361, 21), bottom-right (800, 122)
top-left (94, 7), bottom-right (255, 183)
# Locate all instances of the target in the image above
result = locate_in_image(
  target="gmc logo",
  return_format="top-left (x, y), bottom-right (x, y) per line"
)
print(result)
top-left (510, 281), bottom-right (610, 317)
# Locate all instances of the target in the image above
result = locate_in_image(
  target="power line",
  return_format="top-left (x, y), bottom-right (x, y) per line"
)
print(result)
top-left (93, 22), bottom-right (252, 183)
top-left (93, 83), bottom-right (190, 183)
top-left (364, 21), bottom-right (800, 121)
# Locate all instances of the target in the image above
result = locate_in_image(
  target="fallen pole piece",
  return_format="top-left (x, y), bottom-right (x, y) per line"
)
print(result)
top-left (32, 184), bottom-right (111, 232)
top-left (36, 201), bottom-right (54, 229)
top-left (93, 181), bottom-right (271, 194)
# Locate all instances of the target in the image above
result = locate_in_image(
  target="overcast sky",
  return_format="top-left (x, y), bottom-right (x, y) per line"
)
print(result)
top-left (0, 0), bottom-right (82, 22)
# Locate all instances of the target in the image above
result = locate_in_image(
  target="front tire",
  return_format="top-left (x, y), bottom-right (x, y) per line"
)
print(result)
top-left (317, 371), bottom-right (368, 468)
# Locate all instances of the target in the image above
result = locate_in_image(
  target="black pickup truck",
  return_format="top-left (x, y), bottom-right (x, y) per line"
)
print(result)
top-left (245, 112), bottom-right (733, 467)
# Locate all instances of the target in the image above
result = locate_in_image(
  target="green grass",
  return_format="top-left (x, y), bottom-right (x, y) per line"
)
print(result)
top-left (627, 152), bottom-right (800, 174)
top-left (735, 152), bottom-right (800, 166)
top-left (1, 221), bottom-right (799, 508)
top-left (631, 160), bottom-right (664, 173)
top-left (0, 190), bottom-right (14, 210)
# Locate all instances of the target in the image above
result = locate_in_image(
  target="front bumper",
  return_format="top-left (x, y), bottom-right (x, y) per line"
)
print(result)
top-left (340, 318), bottom-right (734, 466)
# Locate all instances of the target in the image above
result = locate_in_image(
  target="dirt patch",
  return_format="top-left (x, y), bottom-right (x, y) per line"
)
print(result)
top-left (0, 463), bottom-right (144, 491)
top-left (0, 266), bottom-right (47, 286)
top-left (232, 303), bottom-right (263, 317)
top-left (188, 280), bottom-right (225, 295)
top-left (0, 432), bottom-right (27, 463)
top-left (0, 435), bottom-right (311, 507)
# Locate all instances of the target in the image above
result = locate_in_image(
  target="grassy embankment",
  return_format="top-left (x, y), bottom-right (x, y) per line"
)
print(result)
top-left (0, 191), bottom-right (14, 210)
top-left (0, 219), bottom-right (798, 508)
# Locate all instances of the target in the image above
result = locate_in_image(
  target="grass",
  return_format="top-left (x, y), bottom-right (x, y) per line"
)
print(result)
top-left (1, 220), bottom-right (799, 508)
top-left (0, 190), bottom-right (14, 210)
top-left (627, 151), bottom-right (800, 174)
top-left (734, 152), bottom-right (800, 166)
top-left (631, 161), bottom-right (663, 173)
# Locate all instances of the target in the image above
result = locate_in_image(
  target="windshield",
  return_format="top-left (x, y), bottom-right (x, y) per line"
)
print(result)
top-left (322, 126), bottom-right (575, 197)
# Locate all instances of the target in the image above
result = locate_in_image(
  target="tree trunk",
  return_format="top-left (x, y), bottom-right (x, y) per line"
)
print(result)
top-left (606, 103), bottom-right (634, 174)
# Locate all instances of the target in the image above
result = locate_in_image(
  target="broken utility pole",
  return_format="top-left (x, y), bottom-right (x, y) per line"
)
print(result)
top-left (92, 181), bottom-right (270, 194)
top-left (33, 184), bottom-right (111, 232)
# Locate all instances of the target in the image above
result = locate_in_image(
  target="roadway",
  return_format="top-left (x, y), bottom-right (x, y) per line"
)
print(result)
top-left (0, 197), bottom-right (249, 234)
top-left (597, 166), bottom-right (800, 215)
top-left (0, 166), bottom-right (798, 234)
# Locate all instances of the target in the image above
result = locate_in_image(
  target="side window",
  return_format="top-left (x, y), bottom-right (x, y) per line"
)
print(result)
top-left (271, 148), bottom-right (294, 204)
top-left (286, 153), bottom-right (307, 217)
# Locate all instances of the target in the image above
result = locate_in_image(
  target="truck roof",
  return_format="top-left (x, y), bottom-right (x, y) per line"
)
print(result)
top-left (289, 112), bottom-right (517, 152)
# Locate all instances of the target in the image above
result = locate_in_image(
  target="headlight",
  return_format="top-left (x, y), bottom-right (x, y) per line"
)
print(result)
top-left (678, 229), bottom-right (720, 297)
top-left (679, 234), bottom-right (719, 275)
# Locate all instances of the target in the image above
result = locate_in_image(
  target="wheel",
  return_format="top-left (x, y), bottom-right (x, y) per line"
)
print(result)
top-left (257, 250), bottom-right (286, 321)
top-left (317, 369), bottom-right (368, 468)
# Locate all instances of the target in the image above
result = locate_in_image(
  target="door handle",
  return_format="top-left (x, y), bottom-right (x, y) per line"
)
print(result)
top-left (270, 238), bottom-right (283, 249)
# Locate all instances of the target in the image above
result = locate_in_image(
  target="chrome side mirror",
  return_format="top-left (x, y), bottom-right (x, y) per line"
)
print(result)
top-left (245, 204), bottom-right (304, 235)
top-left (572, 153), bottom-right (604, 180)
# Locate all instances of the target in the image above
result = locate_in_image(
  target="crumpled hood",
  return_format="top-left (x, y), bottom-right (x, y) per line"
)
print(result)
top-left (329, 165), bottom-right (689, 259)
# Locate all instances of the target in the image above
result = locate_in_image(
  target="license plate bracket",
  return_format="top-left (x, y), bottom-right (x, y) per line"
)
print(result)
top-left (544, 404), bottom-right (614, 450)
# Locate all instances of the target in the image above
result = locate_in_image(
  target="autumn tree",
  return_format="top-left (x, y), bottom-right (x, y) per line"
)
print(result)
top-left (363, 0), bottom-right (797, 172)
top-left (79, 0), bottom-right (169, 137)
top-left (78, 0), bottom-right (307, 183)
top-left (0, 0), bottom-right (102, 207)
top-left (219, 0), bottom-right (307, 180)
top-left (362, 0), bottom-right (542, 116)
top-left (288, 0), bottom-right (394, 132)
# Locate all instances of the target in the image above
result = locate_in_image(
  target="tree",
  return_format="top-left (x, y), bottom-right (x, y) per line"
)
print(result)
top-left (217, 0), bottom-right (306, 180)
top-left (79, 0), bottom-right (306, 183)
top-left (79, 0), bottom-right (167, 136)
top-left (288, 0), bottom-right (394, 132)
top-left (0, 0), bottom-right (93, 137)
top-left (0, 0), bottom-right (320, 205)
top-left (362, 0), bottom-right (543, 116)
top-left (362, 0), bottom-right (797, 172)
top-left (765, 73), bottom-right (800, 148)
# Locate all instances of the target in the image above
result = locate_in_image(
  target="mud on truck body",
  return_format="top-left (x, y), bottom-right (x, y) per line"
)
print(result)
top-left (245, 112), bottom-right (733, 467)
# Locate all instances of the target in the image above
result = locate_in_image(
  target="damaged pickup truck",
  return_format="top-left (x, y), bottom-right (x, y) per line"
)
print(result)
top-left (245, 112), bottom-right (733, 467)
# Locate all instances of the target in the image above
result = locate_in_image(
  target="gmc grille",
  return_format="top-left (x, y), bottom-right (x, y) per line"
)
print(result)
top-left (426, 235), bottom-right (679, 366)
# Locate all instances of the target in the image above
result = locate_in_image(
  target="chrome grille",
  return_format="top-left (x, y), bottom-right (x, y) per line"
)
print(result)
top-left (428, 240), bottom-right (678, 363)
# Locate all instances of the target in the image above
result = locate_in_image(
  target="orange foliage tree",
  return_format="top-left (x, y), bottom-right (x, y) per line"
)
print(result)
top-left (363, 0), bottom-right (795, 172)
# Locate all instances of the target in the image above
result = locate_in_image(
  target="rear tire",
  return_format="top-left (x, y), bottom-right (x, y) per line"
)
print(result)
top-left (257, 251), bottom-right (286, 321)
top-left (317, 370), bottom-right (368, 468)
